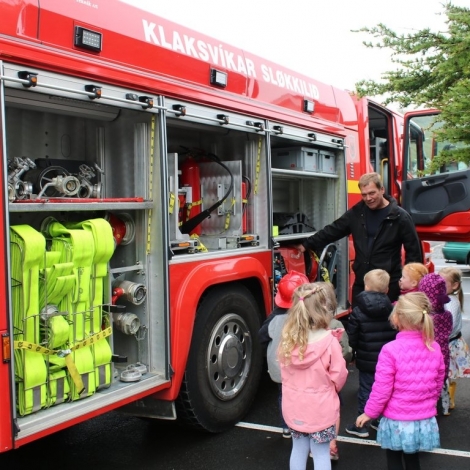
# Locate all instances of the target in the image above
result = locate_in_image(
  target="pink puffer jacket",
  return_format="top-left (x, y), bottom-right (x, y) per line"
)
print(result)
top-left (365, 330), bottom-right (445, 421)
top-left (280, 330), bottom-right (348, 433)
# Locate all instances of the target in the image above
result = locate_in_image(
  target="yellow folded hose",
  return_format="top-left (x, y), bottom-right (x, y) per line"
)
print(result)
top-left (47, 368), bottom-right (70, 406)
top-left (67, 219), bottom-right (115, 390)
top-left (11, 216), bottom-right (115, 411)
top-left (10, 225), bottom-right (47, 416)
top-left (43, 219), bottom-right (97, 400)
top-left (39, 252), bottom-right (75, 350)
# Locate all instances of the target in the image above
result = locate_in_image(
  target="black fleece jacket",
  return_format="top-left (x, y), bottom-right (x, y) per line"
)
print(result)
top-left (302, 195), bottom-right (422, 286)
top-left (347, 290), bottom-right (396, 373)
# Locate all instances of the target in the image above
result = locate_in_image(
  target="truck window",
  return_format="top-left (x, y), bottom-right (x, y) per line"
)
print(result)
top-left (405, 114), bottom-right (468, 177)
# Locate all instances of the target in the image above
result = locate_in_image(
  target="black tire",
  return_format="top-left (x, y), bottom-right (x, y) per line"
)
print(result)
top-left (176, 284), bottom-right (262, 432)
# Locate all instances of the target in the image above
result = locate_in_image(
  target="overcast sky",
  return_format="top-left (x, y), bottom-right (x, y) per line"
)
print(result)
top-left (123, 1), bottom-right (465, 93)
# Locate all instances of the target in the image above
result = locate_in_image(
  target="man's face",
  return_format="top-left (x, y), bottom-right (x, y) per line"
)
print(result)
top-left (360, 182), bottom-right (385, 210)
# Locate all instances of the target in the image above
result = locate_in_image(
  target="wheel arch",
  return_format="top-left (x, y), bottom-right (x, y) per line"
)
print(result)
top-left (159, 254), bottom-right (272, 402)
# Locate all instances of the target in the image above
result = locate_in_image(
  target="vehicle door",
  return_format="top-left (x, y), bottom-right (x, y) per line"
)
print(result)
top-left (401, 110), bottom-right (470, 240)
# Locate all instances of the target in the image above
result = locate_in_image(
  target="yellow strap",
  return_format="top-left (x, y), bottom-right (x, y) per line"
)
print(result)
top-left (13, 326), bottom-right (112, 355)
top-left (185, 199), bottom-right (202, 220)
top-left (312, 251), bottom-right (330, 283)
top-left (223, 197), bottom-right (237, 231)
top-left (190, 234), bottom-right (208, 252)
top-left (14, 326), bottom-right (112, 393)
top-left (168, 192), bottom-right (176, 214)
top-left (64, 354), bottom-right (85, 395)
top-left (147, 115), bottom-right (156, 254)
top-left (254, 137), bottom-right (262, 195)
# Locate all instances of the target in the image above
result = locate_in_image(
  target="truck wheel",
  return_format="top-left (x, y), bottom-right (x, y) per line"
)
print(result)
top-left (176, 284), bottom-right (262, 432)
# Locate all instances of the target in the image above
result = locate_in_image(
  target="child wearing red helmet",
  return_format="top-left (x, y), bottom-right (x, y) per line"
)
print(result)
top-left (259, 271), bottom-right (310, 438)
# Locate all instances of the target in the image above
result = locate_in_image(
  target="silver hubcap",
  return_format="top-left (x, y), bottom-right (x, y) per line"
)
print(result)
top-left (206, 313), bottom-right (252, 400)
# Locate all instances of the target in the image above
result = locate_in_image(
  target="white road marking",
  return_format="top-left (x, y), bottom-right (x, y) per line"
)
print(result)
top-left (236, 422), bottom-right (470, 458)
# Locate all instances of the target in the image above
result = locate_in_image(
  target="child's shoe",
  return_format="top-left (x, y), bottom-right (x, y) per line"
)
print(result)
top-left (282, 427), bottom-right (291, 438)
top-left (369, 418), bottom-right (380, 431)
top-left (345, 423), bottom-right (369, 438)
top-left (449, 381), bottom-right (456, 410)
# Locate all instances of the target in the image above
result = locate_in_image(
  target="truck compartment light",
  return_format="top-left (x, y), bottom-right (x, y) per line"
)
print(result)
top-left (217, 114), bottom-right (229, 125)
top-left (303, 99), bottom-right (315, 113)
top-left (246, 121), bottom-right (265, 131)
top-left (126, 93), bottom-right (139, 101)
top-left (75, 26), bottom-right (102, 52)
top-left (2, 334), bottom-right (10, 363)
top-left (138, 96), bottom-right (154, 109)
top-left (172, 104), bottom-right (186, 116)
top-left (210, 68), bottom-right (228, 88)
top-left (84, 84), bottom-right (102, 99)
top-left (332, 138), bottom-right (344, 146)
top-left (18, 71), bottom-right (37, 88)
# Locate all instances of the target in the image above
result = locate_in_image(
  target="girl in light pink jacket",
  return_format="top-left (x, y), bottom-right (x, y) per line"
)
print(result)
top-left (279, 282), bottom-right (348, 470)
top-left (357, 292), bottom-right (445, 470)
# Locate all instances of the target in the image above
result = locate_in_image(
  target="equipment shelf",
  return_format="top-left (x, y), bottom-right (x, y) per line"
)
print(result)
top-left (9, 200), bottom-right (154, 212)
top-left (271, 168), bottom-right (339, 179)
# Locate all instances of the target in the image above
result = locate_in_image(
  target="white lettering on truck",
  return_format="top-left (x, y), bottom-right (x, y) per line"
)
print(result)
top-left (142, 20), bottom-right (319, 100)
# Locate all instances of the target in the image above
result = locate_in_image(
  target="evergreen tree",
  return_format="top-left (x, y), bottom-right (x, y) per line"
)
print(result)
top-left (355, 3), bottom-right (470, 169)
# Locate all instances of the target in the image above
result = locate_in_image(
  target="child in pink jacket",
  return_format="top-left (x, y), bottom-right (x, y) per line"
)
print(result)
top-left (357, 292), bottom-right (445, 470)
top-left (279, 282), bottom-right (348, 470)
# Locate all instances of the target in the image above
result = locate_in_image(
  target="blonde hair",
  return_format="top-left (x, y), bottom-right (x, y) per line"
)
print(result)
top-left (322, 281), bottom-right (337, 315)
top-left (364, 269), bottom-right (390, 293)
top-left (439, 266), bottom-right (464, 309)
top-left (358, 172), bottom-right (383, 190)
top-left (390, 292), bottom-right (435, 349)
top-left (403, 262), bottom-right (428, 284)
top-left (279, 282), bottom-right (333, 363)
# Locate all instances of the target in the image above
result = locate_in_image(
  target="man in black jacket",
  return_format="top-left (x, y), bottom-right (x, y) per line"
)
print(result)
top-left (297, 172), bottom-right (422, 307)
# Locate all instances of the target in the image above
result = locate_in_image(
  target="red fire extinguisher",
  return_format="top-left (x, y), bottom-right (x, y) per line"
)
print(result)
top-left (179, 156), bottom-right (201, 235)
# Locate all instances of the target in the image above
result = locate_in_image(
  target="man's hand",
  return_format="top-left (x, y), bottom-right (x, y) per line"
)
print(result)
top-left (296, 244), bottom-right (306, 253)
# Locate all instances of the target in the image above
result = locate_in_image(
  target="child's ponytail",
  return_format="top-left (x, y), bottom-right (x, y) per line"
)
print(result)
top-left (421, 307), bottom-right (435, 349)
top-left (391, 292), bottom-right (435, 349)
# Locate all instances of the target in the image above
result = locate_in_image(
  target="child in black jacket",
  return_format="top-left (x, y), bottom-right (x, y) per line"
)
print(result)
top-left (345, 269), bottom-right (397, 438)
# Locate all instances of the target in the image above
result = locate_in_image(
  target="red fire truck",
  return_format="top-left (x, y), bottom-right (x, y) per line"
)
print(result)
top-left (0, 0), bottom-right (464, 453)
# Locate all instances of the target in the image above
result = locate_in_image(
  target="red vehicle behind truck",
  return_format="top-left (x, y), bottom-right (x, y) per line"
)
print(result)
top-left (1, 0), bottom-right (462, 453)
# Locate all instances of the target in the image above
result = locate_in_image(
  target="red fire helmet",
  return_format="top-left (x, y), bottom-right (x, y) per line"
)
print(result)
top-left (274, 271), bottom-right (309, 309)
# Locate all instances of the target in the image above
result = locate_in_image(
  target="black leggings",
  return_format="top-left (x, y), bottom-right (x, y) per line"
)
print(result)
top-left (386, 450), bottom-right (421, 470)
